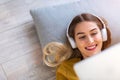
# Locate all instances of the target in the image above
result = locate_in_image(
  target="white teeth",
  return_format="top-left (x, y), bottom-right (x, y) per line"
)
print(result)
top-left (86, 45), bottom-right (96, 50)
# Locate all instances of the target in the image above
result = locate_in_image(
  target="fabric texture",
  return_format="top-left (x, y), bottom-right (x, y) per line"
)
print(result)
top-left (56, 58), bottom-right (80, 80)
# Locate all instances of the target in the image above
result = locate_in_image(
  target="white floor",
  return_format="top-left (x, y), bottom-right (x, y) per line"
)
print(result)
top-left (0, 0), bottom-right (78, 80)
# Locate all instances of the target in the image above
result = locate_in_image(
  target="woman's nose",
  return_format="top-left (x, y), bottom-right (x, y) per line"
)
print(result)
top-left (87, 36), bottom-right (94, 43)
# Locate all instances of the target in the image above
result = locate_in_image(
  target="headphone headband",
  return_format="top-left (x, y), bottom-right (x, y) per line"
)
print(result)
top-left (92, 14), bottom-right (106, 29)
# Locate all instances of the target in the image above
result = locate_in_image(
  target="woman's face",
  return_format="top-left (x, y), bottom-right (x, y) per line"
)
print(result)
top-left (74, 21), bottom-right (103, 59)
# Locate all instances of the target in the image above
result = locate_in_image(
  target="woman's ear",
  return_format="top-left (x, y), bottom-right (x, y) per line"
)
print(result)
top-left (99, 17), bottom-right (108, 41)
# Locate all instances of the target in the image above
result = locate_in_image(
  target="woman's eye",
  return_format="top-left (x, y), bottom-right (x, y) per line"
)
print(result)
top-left (79, 36), bottom-right (86, 39)
top-left (91, 32), bottom-right (97, 36)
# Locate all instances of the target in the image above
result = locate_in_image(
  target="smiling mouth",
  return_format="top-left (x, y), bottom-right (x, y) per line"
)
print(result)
top-left (85, 44), bottom-right (97, 51)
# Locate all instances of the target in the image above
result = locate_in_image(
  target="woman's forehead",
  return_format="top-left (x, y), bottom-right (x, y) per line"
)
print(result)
top-left (75, 21), bottom-right (99, 32)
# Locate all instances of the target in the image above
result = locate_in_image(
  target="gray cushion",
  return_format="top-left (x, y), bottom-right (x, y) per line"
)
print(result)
top-left (30, 0), bottom-right (120, 49)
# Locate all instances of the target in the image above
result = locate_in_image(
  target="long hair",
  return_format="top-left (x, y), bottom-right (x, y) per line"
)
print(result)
top-left (43, 42), bottom-right (72, 67)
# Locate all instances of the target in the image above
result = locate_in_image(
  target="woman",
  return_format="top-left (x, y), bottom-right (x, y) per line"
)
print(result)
top-left (43, 13), bottom-right (111, 80)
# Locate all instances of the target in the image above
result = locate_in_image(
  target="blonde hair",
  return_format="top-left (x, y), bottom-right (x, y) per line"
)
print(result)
top-left (43, 42), bottom-right (72, 67)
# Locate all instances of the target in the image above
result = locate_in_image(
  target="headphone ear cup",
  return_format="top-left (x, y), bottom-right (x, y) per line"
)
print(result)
top-left (68, 37), bottom-right (77, 48)
top-left (101, 28), bottom-right (107, 41)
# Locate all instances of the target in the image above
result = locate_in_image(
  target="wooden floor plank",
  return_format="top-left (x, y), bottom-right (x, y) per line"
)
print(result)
top-left (0, 0), bottom-right (11, 5)
top-left (2, 48), bottom-right (56, 80)
top-left (0, 66), bottom-right (7, 80)
top-left (0, 22), bottom-right (40, 64)
top-left (0, 0), bottom-right (77, 32)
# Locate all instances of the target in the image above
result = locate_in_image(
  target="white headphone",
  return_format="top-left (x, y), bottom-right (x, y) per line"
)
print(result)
top-left (66, 14), bottom-right (108, 49)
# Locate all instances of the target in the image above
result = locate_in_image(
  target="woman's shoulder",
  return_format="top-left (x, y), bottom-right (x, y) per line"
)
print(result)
top-left (63, 58), bottom-right (80, 65)
top-left (56, 58), bottom-right (80, 80)
top-left (57, 58), bottom-right (80, 72)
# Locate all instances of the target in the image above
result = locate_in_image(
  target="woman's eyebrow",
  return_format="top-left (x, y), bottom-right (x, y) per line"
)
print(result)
top-left (90, 28), bottom-right (97, 32)
top-left (76, 32), bottom-right (84, 35)
top-left (76, 28), bottom-right (97, 35)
